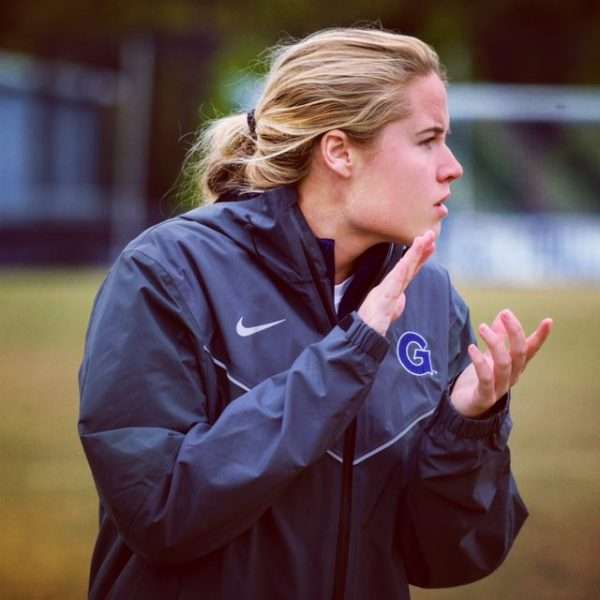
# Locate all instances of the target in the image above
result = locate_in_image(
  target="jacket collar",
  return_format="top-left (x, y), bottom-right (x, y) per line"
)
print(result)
top-left (181, 185), bottom-right (399, 295)
top-left (317, 239), bottom-right (393, 318)
top-left (181, 186), bottom-right (329, 285)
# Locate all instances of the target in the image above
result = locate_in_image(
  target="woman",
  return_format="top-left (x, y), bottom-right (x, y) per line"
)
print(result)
top-left (79, 27), bottom-right (552, 599)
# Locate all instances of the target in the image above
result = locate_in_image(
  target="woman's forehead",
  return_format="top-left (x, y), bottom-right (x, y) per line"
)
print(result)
top-left (404, 74), bottom-right (450, 129)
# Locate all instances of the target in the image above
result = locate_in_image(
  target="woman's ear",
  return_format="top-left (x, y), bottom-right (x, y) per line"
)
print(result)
top-left (319, 130), bottom-right (353, 178)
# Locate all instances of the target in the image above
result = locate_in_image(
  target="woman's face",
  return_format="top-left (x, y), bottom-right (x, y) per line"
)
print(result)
top-left (345, 73), bottom-right (463, 246)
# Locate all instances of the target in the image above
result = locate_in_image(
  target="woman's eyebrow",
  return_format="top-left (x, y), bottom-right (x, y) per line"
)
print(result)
top-left (416, 125), bottom-right (448, 136)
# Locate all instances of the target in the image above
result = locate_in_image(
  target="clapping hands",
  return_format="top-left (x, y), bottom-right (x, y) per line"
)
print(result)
top-left (357, 229), bottom-right (553, 418)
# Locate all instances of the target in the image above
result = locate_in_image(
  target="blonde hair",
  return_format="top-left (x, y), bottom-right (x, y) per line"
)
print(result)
top-left (190, 27), bottom-right (445, 203)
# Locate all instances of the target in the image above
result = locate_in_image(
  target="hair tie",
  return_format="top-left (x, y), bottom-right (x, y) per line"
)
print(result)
top-left (246, 109), bottom-right (257, 139)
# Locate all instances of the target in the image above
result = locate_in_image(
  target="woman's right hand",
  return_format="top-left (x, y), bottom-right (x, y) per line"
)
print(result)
top-left (357, 230), bottom-right (436, 336)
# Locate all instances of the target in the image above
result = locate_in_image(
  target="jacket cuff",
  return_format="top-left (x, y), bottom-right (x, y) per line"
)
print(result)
top-left (339, 312), bottom-right (389, 362)
top-left (433, 391), bottom-right (511, 439)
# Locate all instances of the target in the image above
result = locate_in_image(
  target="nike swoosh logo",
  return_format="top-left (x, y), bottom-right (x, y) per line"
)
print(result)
top-left (236, 317), bottom-right (286, 337)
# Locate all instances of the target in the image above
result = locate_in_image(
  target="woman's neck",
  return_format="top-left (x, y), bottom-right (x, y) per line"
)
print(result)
top-left (298, 177), bottom-right (373, 284)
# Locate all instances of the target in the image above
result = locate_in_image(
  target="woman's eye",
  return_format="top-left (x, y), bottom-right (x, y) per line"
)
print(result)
top-left (420, 138), bottom-right (435, 147)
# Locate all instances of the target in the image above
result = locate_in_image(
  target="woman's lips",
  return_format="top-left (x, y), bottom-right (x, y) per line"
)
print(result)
top-left (434, 203), bottom-right (448, 217)
top-left (434, 197), bottom-right (449, 216)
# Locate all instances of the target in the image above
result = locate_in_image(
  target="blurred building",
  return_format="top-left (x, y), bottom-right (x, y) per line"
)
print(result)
top-left (0, 33), bottom-right (215, 265)
top-left (1, 46), bottom-right (599, 283)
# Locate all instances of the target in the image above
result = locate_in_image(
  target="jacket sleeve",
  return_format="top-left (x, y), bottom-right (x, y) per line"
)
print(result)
top-left (78, 249), bottom-right (388, 566)
top-left (398, 285), bottom-right (528, 588)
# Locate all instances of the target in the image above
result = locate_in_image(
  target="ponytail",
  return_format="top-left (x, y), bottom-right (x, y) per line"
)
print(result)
top-left (187, 113), bottom-right (256, 202)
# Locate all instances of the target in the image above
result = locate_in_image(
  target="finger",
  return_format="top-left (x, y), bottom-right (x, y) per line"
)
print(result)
top-left (479, 323), bottom-right (512, 397)
top-left (525, 318), bottom-right (554, 366)
top-left (396, 231), bottom-right (434, 287)
top-left (490, 311), bottom-right (508, 350)
top-left (384, 230), bottom-right (436, 294)
top-left (467, 344), bottom-right (495, 407)
top-left (408, 230), bottom-right (436, 271)
top-left (500, 309), bottom-right (528, 386)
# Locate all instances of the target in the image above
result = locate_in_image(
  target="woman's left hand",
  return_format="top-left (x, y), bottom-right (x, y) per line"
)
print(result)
top-left (450, 309), bottom-right (553, 418)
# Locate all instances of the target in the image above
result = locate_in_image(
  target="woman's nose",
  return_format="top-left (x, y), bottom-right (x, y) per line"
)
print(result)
top-left (439, 146), bottom-right (464, 183)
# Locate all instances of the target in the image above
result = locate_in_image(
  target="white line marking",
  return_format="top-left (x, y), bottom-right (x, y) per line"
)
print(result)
top-left (202, 345), bottom-right (251, 392)
top-left (325, 409), bottom-right (436, 466)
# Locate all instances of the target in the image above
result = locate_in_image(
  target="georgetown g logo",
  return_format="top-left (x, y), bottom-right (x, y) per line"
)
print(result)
top-left (396, 331), bottom-right (434, 376)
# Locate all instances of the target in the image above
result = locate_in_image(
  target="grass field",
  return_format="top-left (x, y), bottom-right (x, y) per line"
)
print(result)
top-left (1, 270), bottom-right (599, 599)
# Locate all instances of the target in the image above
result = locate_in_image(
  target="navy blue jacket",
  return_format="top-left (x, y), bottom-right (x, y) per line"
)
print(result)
top-left (79, 185), bottom-right (527, 599)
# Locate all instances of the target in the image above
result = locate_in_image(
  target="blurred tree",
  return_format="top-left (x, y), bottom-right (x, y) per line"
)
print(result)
top-left (2, 0), bottom-right (597, 106)
top-left (470, 0), bottom-right (600, 84)
top-left (3, 0), bottom-right (597, 81)
top-left (0, 0), bottom-right (597, 221)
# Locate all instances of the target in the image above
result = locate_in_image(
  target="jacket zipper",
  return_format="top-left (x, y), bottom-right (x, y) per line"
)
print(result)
top-left (331, 419), bottom-right (358, 600)
top-left (285, 213), bottom-right (395, 600)
top-left (330, 244), bottom-right (395, 600)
